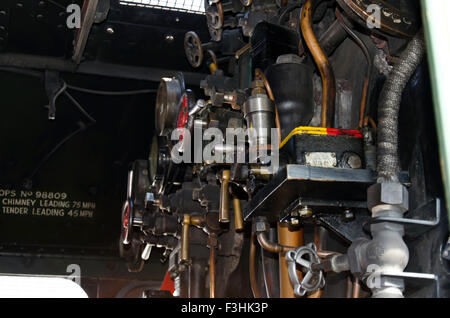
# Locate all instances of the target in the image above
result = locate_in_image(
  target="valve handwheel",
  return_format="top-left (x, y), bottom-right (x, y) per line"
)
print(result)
top-left (205, 4), bottom-right (223, 30)
top-left (184, 31), bottom-right (204, 68)
top-left (286, 243), bottom-right (325, 297)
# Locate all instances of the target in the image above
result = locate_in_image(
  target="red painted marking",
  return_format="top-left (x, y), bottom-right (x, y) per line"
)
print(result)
top-left (326, 128), bottom-right (363, 138)
top-left (160, 271), bottom-right (175, 294)
top-left (177, 94), bottom-right (189, 141)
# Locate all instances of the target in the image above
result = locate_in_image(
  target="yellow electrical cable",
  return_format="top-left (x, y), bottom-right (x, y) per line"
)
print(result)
top-left (279, 126), bottom-right (329, 149)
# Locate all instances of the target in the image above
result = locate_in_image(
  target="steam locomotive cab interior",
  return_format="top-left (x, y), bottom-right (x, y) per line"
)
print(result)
top-left (0, 0), bottom-right (449, 298)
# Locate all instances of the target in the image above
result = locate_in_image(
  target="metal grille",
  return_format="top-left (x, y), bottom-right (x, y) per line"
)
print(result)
top-left (119, 0), bottom-right (204, 14)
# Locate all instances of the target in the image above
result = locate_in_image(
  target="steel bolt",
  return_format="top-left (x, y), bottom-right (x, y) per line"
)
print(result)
top-left (347, 154), bottom-right (362, 169)
top-left (298, 206), bottom-right (313, 218)
top-left (342, 209), bottom-right (355, 221)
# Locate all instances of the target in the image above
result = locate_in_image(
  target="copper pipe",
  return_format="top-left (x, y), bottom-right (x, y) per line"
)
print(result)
top-left (219, 170), bottom-right (230, 223)
top-left (364, 116), bottom-right (377, 131)
top-left (235, 43), bottom-right (251, 60)
top-left (257, 232), bottom-right (293, 253)
top-left (359, 77), bottom-right (370, 128)
top-left (254, 69), bottom-right (282, 146)
top-left (233, 195), bottom-right (244, 232)
top-left (190, 216), bottom-right (204, 227)
top-left (335, 9), bottom-right (372, 129)
top-left (249, 233), bottom-right (261, 298)
top-left (317, 250), bottom-right (339, 258)
top-left (301, 0), bottom-right (336, 128)
top-left (181, 214), bottom-right (191, 263)
top-left (346, 275), bottom-right (353, 298)
top-left (209, 246), bottom-right (216, 298)
top-left (278, 222), bottom-right (304, 298)
top-left (216, 2), bottom-right (224, 27)
top-left (352, 277), bottom-right (361, 298)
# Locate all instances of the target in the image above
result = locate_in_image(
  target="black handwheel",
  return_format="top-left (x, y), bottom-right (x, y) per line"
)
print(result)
top-left (205, 1), bottom-right (223, 30)
top-left (184, 31), bottom-right (204, 68)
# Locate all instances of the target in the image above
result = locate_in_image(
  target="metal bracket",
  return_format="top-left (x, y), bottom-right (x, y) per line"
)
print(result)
top-left (381, 272), bottom-right (440, 298)
top-left (364, 198), bottom-right (441, 240)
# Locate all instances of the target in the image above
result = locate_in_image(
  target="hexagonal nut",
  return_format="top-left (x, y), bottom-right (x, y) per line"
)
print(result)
top-left (367, 182), bottom-right (409, 213)
top-left (252, 216), bottom-right (269, 233)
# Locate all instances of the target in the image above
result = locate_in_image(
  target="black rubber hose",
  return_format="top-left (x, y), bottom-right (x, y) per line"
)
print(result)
top-left (377, 32), bottom-right (425, 183)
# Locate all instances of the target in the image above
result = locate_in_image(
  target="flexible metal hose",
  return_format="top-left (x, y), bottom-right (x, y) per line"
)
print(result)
top-left (377, 32), bottom-right (425, 182)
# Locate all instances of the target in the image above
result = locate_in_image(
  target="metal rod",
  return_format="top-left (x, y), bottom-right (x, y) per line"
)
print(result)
top-left (233, 195), bottom-right (244, 232)
top-left (181, 214), bottom-right (191, 263)
top-left (335, 8), bottom-right (373, 129)
top-left (209, 247), bottom-right (216, 298)
top-left (219, 170), bottom-right (231, 223)
top-left (249, 233), bottom-right (262, 298)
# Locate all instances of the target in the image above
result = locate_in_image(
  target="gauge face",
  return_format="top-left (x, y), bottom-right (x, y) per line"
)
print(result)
top-left (155, 75), bottom-right (185, 135)
top-left (337, 0), bottom-right (419, 38)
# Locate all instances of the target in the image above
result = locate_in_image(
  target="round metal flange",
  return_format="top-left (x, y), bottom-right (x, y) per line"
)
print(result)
top-left (155, 73), bottom-right (185, 135)
top-left (336, 0), bottom-right (418, 38)
top-left (286, 243), bottom-right (325, 297)
top-left (184, 31), bottom-right (204, 68)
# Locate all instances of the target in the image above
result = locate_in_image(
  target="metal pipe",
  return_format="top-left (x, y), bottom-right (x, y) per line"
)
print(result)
top-left (233, 195), bottom-right (244, 232)
top-left (257, 232), bottom-right (292, 253)
top-left (219, 170), bottom-right (231, 223)
top-left (301, 0), bottom-right (336, 128)
top-left (209, 247), bottom-right (216, 298)
top-left (278, 222), bottom-right (304, 298)
top-left (346, 276), bottom-right (353, 298)
top-left (335, 9), bottom-right (372, 129)
top-left (254, 69), bottom-right (282, 146)
top-left (249, 233), bottom-right (262, 298)
top-left (181, 214), bottom-right (191, 263)
top-left (352, 277), bottom-right (361, 298)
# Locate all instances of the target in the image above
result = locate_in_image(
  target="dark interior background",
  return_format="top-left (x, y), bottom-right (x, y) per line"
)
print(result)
top-left (0, 0), bottom-right (209, 296)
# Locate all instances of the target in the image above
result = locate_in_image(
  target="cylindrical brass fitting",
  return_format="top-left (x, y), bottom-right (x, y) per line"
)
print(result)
top-left (181, 214), bottom-right (191, 263)
top-left (278, 222), bottom-right (304, 298)
top-left (219, 170), bottom-right (231, 223)
top-left (233, 195), bottom-right (244, 232)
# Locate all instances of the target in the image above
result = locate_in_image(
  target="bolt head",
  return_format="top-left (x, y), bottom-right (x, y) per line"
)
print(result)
top-left (347, 155), bottom-right (362, 169)
top-left (367, 182), bottom-right (409, 213)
